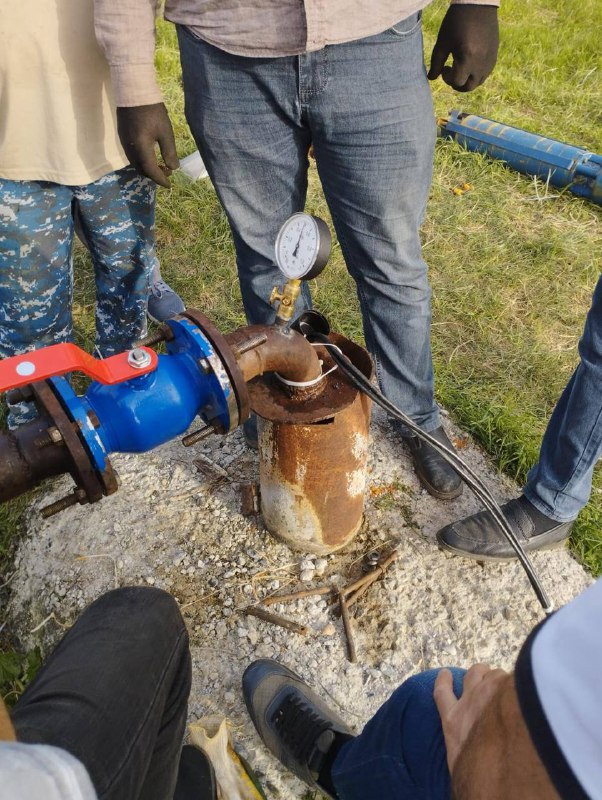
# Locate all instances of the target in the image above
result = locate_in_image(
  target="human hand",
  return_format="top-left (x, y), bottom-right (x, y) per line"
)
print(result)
top-left (428, 5), bottom-right (499, 92)
top-left (433, 664), bottom-right (507, 774)
top-left (117, 103), bottom-right (179, 188)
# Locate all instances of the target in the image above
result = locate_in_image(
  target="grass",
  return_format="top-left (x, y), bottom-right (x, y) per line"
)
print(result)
top-left (151, 0), bottom-right (601, 570)
top-left (0, 0), bottom-right (601, 697)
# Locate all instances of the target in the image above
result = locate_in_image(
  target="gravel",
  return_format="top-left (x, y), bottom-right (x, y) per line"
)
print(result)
top-left (8, 408), bottom-right (591, 797)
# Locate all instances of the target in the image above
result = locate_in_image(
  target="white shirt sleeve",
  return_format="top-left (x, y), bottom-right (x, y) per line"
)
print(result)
top-left (515, 577), bottom-right (602, 800)
top-left (0, 742), bottom-right (97, 800)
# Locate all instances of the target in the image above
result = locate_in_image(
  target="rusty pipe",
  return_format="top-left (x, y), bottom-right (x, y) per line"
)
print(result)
top-left (0, 416), bottom-right (72, 503)
top-left (225, 325), bottom-right (322, 384)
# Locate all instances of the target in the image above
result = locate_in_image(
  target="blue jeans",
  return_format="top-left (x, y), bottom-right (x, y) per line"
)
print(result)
top-left (0, 167), bottom-right (155, 426)
top-left (178, 15), bottom-right (440, 432)
top-left (332, 668), bottom-right (465, 799)
top-left (524, 274), bottom-right (602, 521)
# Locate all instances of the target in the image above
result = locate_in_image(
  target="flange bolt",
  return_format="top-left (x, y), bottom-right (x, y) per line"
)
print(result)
top-left (34, 426), bottom-right (64, 449)
top-left (40, 487), bottom-right (87, 519)
top-left (127, 348), bottom-right (153, 370)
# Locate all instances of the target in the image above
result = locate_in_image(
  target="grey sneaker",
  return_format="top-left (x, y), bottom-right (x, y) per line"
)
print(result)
top-left (147, 279), bottom-right (185, 323)
top-left (242, 659), bottom-right (353, 799)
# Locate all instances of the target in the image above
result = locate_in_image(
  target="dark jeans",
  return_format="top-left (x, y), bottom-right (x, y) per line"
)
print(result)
top-left (12, 587), bottom-right (192, 800)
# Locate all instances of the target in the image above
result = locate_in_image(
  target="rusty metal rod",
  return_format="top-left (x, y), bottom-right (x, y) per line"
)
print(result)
top-left (181, 425), bottom-right (215, 448)
top-left (135, 324), bottom-right (175, 348)
top-left (339, 591), bottom-right (357, 663)
top-left (243, 606), bottom-right (310, 636)
top-left (262, 586), bottom-right (333, 606)
top-left (40, 488), bottom-right (86, 519)
top-left (230, 333), bottom-right (268, 358)
top-left (225, 325), bottom-right (322, 384)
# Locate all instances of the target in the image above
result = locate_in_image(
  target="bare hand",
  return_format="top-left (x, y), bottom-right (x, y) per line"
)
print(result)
top-left (428, 5), bottom-right (499, 92)
top-left (117, 103), bottom-right (179, 188)
top-left (434, 664), bottom-right (507, 773)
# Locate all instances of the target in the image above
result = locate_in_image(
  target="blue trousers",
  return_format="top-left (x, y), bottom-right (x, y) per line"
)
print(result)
top-left (178, 14), bottom-right (440, 433)
top-left (0, 167), bottom-right (156, 426)
top-left (332, 668), bottom-right (465, 800)
top-left (524, 274), bottom-right (602, 521)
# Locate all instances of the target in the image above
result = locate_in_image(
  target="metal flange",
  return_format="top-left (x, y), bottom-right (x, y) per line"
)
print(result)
top-left (182, 309), bottom-right (251, 427)
top-left (31, 381), bottom-right (117, 506)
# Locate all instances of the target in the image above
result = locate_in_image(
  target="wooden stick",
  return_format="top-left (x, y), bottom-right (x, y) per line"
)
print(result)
top-left (243, 606), bottom-right (310, 636)
top-left (345, 549), bottom-right (399, 609)
top-left (339, 592), bottom-right (357, 663)
top-left (262, 586), bottom-right (333, 606)
top-left (328, 548), bottom-right (400, 611)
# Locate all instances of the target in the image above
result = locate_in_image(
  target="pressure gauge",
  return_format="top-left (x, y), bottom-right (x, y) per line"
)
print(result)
top-left (275, 213), bottom-right (331, 280)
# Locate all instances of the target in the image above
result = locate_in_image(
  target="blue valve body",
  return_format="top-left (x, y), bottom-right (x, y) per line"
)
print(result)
top-left (51, 317), bottom-right (236, 477)
top-left (441, 111), bottom-right (602, 205)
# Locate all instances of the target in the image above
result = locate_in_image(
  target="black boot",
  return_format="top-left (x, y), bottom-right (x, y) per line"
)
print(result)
top-left (405, 426), bottom-right (463, 500)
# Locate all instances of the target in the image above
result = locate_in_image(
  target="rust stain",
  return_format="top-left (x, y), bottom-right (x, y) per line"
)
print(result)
top-left (258, 333), bottom-right (373, 554)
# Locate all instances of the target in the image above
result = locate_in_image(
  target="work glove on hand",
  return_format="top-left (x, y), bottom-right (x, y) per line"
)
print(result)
top-left (428, 4), bottom-right (499, 92)
top-left (117, 103), bottom-right (179, 188)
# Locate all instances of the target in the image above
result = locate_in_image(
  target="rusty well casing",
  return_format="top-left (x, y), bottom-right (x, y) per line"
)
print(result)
top-left (251, 334), bottom-right (373, 555)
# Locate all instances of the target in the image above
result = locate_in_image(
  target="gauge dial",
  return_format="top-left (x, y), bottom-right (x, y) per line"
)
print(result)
top-left (275, 213), bottom-right (331, 280)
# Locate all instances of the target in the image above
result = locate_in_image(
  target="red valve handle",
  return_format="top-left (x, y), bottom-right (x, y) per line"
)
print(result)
top-left (0, 343), bottom-right (158, 393)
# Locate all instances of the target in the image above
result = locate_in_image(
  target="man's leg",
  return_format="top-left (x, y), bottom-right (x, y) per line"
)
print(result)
top-left (12, 587), bottom-right (191, 800)
top-left (243, 659), bottom-right (464, 800)
top-left (0, 179), bottom-right (74, 426)
top-left (332, 669), bottom-right (464, 799)
top-left (308, 16), bottom-right (437, 433)
top-left (176, 26), bottom-right (312, 325)
top-left (74, 167), bottom-right (155, 356)
top-left (306, 17), bottom-right (461, 497)
top-left (437, 274), bottom-right (601, 559)
top-left (524, 274), bottom-right (602, 521)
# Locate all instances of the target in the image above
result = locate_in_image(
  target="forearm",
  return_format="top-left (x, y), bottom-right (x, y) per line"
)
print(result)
top-left (452, 675), bottom-right (558, 799)
top-left (93, 0), bottom-right (163, 106)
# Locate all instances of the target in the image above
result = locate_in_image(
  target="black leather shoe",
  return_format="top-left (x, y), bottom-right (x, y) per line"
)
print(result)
top-left (242, 659), bottom-right (353, 799)
top-left (405, 426), bottom-right (463, 500)
top-left (437, 495), bottom-right (573, 561)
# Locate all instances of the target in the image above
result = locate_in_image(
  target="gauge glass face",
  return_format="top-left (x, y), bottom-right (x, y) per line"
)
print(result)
top-left (275, 214), bottom-right (320, 279)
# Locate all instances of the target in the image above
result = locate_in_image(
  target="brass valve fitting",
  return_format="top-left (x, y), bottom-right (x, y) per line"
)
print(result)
top-left (270, 278), bottom-right (302, 326)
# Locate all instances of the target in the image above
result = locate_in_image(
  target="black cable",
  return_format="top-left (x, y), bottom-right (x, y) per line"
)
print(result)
top-left (310, 333), bottom-right (553, 614)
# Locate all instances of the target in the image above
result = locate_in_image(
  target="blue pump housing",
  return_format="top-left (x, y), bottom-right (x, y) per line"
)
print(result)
top-left (440, 111), bottom-right (602, 205)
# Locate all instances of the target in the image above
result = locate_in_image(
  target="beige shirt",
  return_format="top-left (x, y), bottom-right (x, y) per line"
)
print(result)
top-left (0, 0), bottom-right (128, 185)
top-left (94, 0), bottom-right (500, 107)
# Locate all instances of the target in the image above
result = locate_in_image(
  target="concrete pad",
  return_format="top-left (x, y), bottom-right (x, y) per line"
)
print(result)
top-left (8, 409), bottom-right (591, 797)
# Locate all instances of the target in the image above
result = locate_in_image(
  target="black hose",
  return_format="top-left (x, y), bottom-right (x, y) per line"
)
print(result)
top-left (310, 333), bottom-right (553, 614)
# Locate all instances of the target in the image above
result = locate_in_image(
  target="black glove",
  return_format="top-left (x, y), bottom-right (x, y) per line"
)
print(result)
top-left (428, 5), bottom-right (499, 92)
top-left (117, 103), bottom-right (179, 188)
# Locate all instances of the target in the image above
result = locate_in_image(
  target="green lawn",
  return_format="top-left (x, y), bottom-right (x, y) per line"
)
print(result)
top-left (1, 0), bottom-right (601, 695)
top-left (152, 0), bottom-right (602, 571)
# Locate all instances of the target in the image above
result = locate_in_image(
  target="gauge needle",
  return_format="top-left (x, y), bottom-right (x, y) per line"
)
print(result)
top-left (292, 229), bottom-right (303, 258)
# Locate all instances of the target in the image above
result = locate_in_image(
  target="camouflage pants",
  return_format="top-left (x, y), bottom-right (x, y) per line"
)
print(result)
top-left (0, 166), bottom-right (157, 426)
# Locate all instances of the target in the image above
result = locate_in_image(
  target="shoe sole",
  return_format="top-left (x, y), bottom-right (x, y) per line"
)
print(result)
top-left (146, 310), bottom-right (183, 325)
top-left (437, 536), bottom-right (568, 562)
